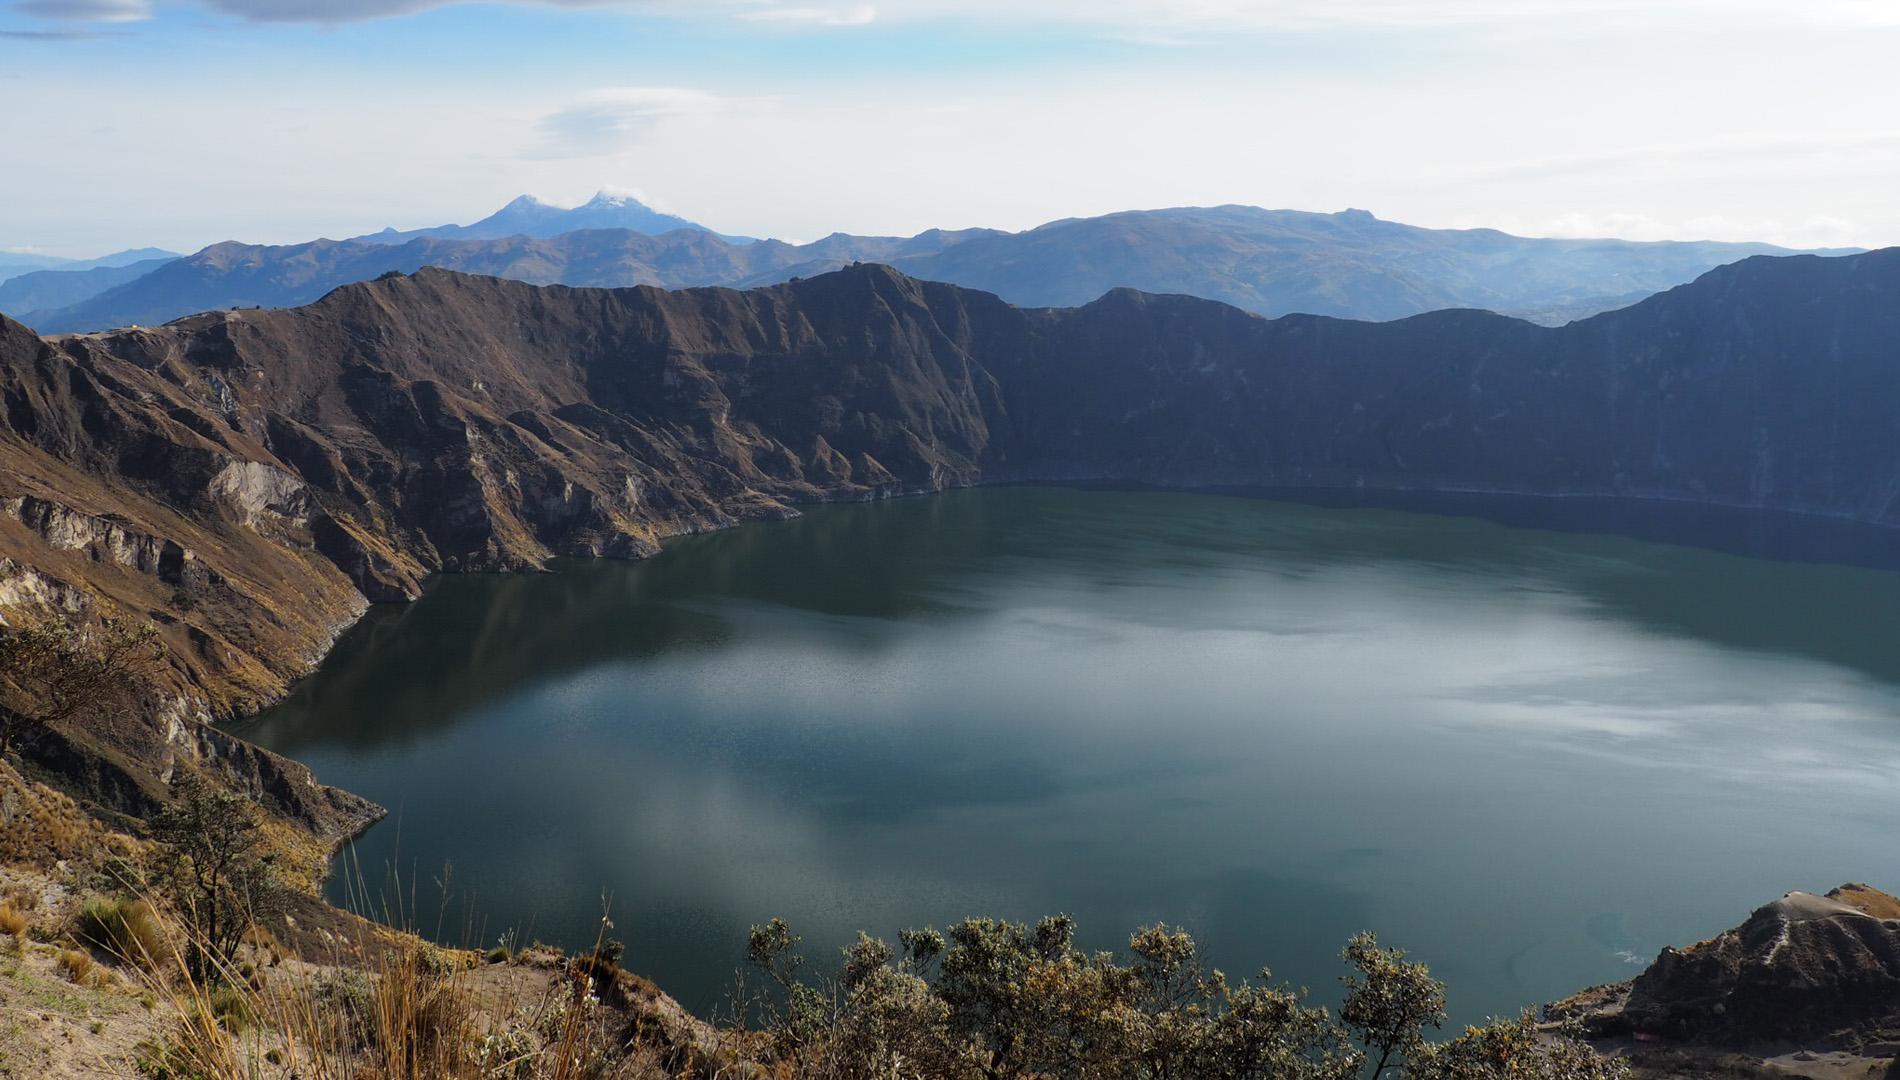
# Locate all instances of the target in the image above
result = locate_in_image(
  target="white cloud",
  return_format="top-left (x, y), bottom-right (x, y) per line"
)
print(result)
top-left (532, 87), bottom-right (721, 159)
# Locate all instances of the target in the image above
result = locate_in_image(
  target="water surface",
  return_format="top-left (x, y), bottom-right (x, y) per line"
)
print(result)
top-left (240, 487), bottom-right (1900, 1023)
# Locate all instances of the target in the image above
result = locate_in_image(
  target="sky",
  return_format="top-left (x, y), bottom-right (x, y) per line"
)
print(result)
top-left (2, 0), bottom-right (1899, 258)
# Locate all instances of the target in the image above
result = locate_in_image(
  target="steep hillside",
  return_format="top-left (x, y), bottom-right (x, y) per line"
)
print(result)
top-left (23, 207), bottom-right (1849, 334)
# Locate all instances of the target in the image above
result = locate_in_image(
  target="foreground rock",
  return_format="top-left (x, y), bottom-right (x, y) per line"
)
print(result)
top-left (1552, 885), bottom-right (1900, 1078)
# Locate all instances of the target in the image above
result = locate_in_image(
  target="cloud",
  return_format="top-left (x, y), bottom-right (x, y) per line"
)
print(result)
top-left (0, 25), bottom-right (123, 35)
top-left (188, 0), bottom-right (618, 21)
top-left (732, 3), bottom-right (873, 26)
top-left (1460, 131), bottom-right (1900, 189)
top-left (532, 86), bottom-right (720, 159)
top-left (177, 0), bottom-right (874, 25)
top-left (36, 0), bottom-right (1900, 29)
top-left (11, 0), bottom-right (150, 20)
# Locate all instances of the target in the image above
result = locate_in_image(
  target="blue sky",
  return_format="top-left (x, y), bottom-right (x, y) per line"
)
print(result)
top-left (3, 1), bottom-right (1899, 257)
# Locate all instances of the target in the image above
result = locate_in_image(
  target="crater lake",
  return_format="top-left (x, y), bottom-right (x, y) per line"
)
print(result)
top-left (237, 487), bottom-right (1900, 1023)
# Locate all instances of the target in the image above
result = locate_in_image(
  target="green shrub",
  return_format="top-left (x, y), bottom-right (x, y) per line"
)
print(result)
top-left (208, 983), bottom-right (253, 1034)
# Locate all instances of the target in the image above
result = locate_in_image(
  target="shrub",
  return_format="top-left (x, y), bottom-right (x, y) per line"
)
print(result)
top-left (76, 895), bottom-right (167, 967)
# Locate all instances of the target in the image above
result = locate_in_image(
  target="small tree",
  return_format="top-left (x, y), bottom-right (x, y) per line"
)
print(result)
top-left (732, 916), bottom-right (1620, 1080)
top-left (0, 613), bottom-right (161, 754)
top-left (1406, 1012), bottom-right (1631, 1080)
top-left (153, 772), bottom-right (283, 982)
top-left (1341, 932), bottom-right (1447, 1080)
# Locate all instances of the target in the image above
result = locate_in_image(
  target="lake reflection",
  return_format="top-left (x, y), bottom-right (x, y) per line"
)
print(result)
top-left (238, 487), bottom-right (1900, 1023)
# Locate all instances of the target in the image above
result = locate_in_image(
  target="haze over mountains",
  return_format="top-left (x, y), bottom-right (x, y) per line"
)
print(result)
top-left (0, 193), bottom-right (1855, 335)
top-left (0, 246), bottom-right (179, 285)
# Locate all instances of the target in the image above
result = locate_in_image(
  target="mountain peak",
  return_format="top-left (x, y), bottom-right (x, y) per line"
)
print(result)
top-left (501, 194), bottom-right (553, 211)
top-left (584, 190), bottom-right (647, 209)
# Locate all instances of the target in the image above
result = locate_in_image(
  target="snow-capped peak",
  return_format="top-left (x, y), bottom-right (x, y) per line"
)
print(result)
top-left (584, 189), bottom-right (649, 209)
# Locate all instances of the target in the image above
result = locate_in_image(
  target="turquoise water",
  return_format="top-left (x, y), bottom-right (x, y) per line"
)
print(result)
top-left (240, 487), bottom-right (1900, 1022)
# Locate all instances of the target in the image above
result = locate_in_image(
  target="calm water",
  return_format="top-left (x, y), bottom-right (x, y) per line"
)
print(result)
top-left (239, 487), bottom-right (1900, 1023)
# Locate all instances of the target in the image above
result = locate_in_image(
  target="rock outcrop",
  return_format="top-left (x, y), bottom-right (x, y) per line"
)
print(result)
top-left (1630, 888), bottom-right (1900, 1043)
top-left (1553, 885), bottom-right (1900, 1068)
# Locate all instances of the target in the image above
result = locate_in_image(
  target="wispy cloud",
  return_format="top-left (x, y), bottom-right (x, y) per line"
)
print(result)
top-left (187, 0), bottom-right (625, 22)
top-left (170, 0), bottom-right (871, 25)
top-left (732, 3), bottom-right (874, 26)
top-left (1466, 131), bottom-right (1900, 182)
top-left (27, 0), bottom-right (1900, 30)
top-left (11, 0), bottom-right (150, 20)
top-left (0, 25), bottom-right (124, 36)
top-left (532, 86), bottom-right (721, 159)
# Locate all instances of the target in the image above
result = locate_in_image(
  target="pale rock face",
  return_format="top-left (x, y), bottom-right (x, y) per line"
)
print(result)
top-left (209, 459), bottom-right (312, 529)
top-left (0, 558), bottom-right (88, 620)
top-left (3, 495), bottom-right (192, 580)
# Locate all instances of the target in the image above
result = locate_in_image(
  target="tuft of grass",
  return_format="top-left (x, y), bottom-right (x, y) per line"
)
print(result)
top-left (207, 983), bottom-right (253, 1034)
top-left (0, 903), bottom-right (27, 941)
top-left (56, 948), bottom-right (94, 985)
top-left (75, 895), bottom-right (167, 968)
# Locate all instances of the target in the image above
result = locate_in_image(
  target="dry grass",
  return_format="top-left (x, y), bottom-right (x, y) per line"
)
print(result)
top-left (75, 895), bottom-right (167, 968)
top-left (121, 894), bottom-right (666, 1080)
top-left (56, 947), bottom-right (96, 985)
top-left (0, 902), bottom-right (27, 940)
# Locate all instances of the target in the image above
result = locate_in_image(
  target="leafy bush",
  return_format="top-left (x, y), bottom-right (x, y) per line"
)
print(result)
top-left (735, 914), bottom-right (1626, 1080)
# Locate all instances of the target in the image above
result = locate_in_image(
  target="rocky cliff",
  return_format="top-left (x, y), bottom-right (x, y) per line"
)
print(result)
top-left (3, 252), bottom-right (1900, 827)
top-left (1552, 885), bottom-right (1900, 1075)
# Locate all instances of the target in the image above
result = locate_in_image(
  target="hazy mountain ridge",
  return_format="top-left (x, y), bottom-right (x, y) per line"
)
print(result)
top-left (2, 257), bottom-right (178, 321)
top-left (12, 204), bottom-right (1852, 335)
top-left (0, 246), bottom-right (179, 286)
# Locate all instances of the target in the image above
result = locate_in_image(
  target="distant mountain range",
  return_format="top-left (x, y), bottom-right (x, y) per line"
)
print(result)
top-left (0, 257), bottom-right (179, 317)
top-left (351, 190), bottom-right (747, 247)
top-left (2, 196), bottom-right (1856, 334)
top-left (0, 246), bottom-right (179, 286)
